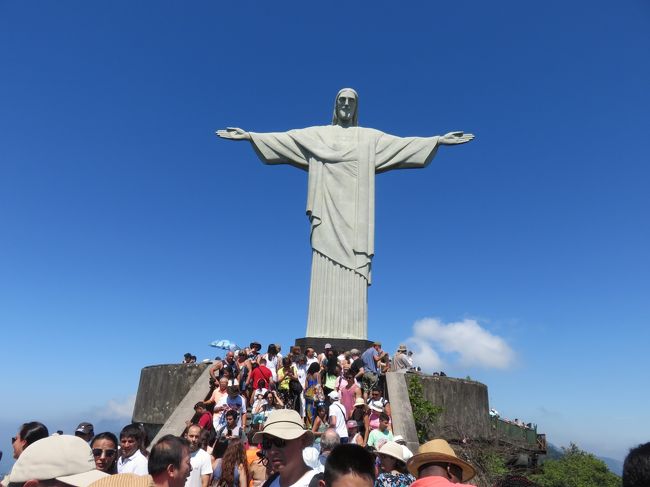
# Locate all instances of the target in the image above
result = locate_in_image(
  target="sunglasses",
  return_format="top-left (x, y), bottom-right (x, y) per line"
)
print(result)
top-left (92, 448), bottom-right (117, 458)
top-left (261, 436), bottom-right (287, 449)
top-left (11, 437), bottom-right (16, 444)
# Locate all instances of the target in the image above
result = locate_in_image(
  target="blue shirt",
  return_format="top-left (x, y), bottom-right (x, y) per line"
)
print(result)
top-left (362, 347), bottom-right (379, 373)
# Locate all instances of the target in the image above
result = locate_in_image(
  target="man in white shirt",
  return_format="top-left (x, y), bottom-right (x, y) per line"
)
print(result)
top-left (327, 391), bottom-right (349, 444)
top-left (252, 410), bottom-right (317, 487)
top-left (117, 423), bottom-right (149, 475)
top-left (184, 425), bottom-right (212, 487)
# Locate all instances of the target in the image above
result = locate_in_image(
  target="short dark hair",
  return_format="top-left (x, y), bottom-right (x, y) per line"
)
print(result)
top-left (18, 422), bottom-right (49, 448)
top-left (624, 442), bottom-right (650, 487)
top-left (307, 362), bottom-right (321, 375)
top-left (225, 409), bottom-right (238, 420)
top-left (120, 423), bottom-right (143, 444)
top-left (194, 401), bottom-right (206, 410)
top-left (379, 412), bottom-right (390, 422)
top-left (148, 435), bottom-right (189, 476)
top-left (323, 444), bottom-right (375, 487)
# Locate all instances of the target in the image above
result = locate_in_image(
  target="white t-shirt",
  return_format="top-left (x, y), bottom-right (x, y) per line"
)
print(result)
top-left (329, 401), bottom-right (348, 439)
top-left (185, 448), bottom-right (212, 487)
top-left (117, 449), bottom-right (149, 475)
top-left (269, 468), bottom-right (317, 487)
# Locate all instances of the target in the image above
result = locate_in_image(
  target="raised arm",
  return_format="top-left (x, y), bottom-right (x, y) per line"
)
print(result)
top-left (439, 131), bottom-right (474, 145)
top-left (215, 127), bottom-right (251, 141)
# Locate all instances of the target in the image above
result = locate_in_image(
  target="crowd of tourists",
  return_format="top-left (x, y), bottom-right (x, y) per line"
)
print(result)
top-left (4, 413), bottom-right (650, 487)
top-left (4, 341), bottom-right (649, 487)
top-left (199, 341), bottom-right (410, 449)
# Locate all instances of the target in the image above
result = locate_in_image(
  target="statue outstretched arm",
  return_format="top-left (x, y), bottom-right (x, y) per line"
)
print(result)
top-left (439, 131), bottom-right (474, 145)
top-left (215, 127), bottom-right (251, 141)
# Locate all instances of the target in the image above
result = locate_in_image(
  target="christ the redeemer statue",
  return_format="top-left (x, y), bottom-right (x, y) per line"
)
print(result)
top-left (217, 88), bottom-right (473, 340)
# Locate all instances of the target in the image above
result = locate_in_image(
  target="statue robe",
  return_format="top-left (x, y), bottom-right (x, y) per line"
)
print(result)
top-left (249, 125), bottom-right (440, 339)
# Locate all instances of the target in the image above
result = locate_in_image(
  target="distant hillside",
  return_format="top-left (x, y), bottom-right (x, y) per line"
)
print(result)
top-left (599, 456), bottom-right (623, 476)
top-left (544, 443), bottom-right (622, 476)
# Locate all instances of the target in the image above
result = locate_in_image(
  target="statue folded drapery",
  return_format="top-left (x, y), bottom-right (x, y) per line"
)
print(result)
top-left (249, 126), bottom-right (441, 338)
top-left (217, 88), bottom-right (474, 339)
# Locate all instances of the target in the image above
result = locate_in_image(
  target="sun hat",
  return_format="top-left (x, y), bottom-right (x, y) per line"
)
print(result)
top-left (377, 441), bottom-right (406, 463)
top-left (368, 400), bottom-right (384, 412)
top-left (350, 348), bottom-right (360, 356)
top-left (406, 438), bottom-right (476, 482)
top-left (346, 420), bottom-right (359, 429)
top-left (251, 409), bottom-right (313, 444)
top-left (328, 390), bottom-right (340, 401)
top-left (8, 435), bottom-right (109, 487)
top-left (397, 344), bottom-right (408, 352)
top-left (354, 397), bottom-right (366, 407)
top-left (89, 474), bottom-right (153, 487)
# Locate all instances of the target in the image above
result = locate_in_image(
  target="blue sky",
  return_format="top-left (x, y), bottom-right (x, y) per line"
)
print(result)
top-left (1, 0), bottom-right (649, 474)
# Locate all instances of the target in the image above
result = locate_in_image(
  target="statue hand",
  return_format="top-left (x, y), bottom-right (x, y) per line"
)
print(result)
top-left (215, 127), bottom-right (251, 140)
top-left (440, 131), bottom-right (474, 145)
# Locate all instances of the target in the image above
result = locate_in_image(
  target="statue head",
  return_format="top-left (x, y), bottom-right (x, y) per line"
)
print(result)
top-left (332, 88), bottom-right (359, 127)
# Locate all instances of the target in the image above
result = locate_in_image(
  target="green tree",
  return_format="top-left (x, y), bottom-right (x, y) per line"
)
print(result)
top-left (406, 374), bottom-right (443, 443)
top-left (531, 443), bottom-right (621, 487)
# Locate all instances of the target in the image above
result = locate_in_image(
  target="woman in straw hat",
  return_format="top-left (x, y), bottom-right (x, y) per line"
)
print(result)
top-left (405, 439), bottom-right (476, 486)
top-left (376, 441), bottom-right (415, 487)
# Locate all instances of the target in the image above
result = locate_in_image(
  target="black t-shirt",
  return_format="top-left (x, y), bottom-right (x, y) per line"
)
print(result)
top-left (350, 357), bottom-right (364, 377)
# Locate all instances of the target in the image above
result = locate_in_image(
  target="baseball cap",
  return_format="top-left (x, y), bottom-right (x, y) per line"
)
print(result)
top-left (75, 422), bottom-right (94, 436)
top-left (328, 390), bottom-right (340, 401)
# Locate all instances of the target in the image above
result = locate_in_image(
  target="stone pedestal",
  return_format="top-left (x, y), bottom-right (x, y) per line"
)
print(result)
top-left (294, 336), bottom-right (373, 354)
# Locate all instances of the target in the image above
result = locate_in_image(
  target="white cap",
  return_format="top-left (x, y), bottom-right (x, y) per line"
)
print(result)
top-left (8, 435), bottom-right (109, 486)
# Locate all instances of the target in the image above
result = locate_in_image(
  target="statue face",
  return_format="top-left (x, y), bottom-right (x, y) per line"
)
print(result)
top-left (336, 90), bottom-right (357, 124)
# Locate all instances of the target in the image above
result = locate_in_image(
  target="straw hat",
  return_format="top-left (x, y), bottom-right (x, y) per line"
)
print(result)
top-left (406, 439), bottom-right (476, 482)
top-left (89, 474), bottom-right (153, 487)
top-left (354, 397), bottom-right (366, 407)
top-left (377, 441), bottom-right (406, 464)
top-left (251, 409), bottom-right (313, 444)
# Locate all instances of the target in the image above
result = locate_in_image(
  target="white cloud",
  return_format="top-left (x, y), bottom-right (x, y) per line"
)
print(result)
top-left (408, 317), bottom-right (515, 370)
top-left (95, 395), bottom-right (136, 421)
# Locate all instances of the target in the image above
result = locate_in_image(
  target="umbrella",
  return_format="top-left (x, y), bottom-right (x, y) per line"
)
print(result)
top-left (210, 339), bottom-right (239, 351)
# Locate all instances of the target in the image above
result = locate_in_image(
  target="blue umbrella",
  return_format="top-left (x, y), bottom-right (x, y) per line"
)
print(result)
top-left (210, 339), bottom-right (239, 351)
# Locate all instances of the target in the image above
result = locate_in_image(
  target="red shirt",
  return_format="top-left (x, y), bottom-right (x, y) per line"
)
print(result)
top-left (250, 364), bottom-right (273, 388)
top-left (197, 411), bottom-right (213, 430)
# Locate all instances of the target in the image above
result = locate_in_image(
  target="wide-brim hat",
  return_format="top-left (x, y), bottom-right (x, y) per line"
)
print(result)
top-left (89, 474), bottom-right (153, 487)
top-left (8, 435), bottom-right (109, 487)
top-left (346, 420), bottom-right (359, 429)
top-left (406, 439), bottom-right (476, 482)
top-left (377, 441), bottom-right (406, 464)
top-left (354, 397), bottom-right (366, 407)
top-left (251, 409), bottom-right (313, 444)
top-left (397, 344), bottom-right (408, 352)
top-left (368, 400), bottom-right (384, 412)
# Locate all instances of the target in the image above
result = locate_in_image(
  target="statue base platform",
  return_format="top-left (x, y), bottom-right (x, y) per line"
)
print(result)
top-left (294, 336), bottom-right (373, 354)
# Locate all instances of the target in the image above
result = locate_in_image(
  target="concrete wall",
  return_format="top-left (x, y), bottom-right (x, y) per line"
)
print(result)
top-left (415, 375), bottom-right (491, 441)
top-left (132, 363), bottom-right (210, 440)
